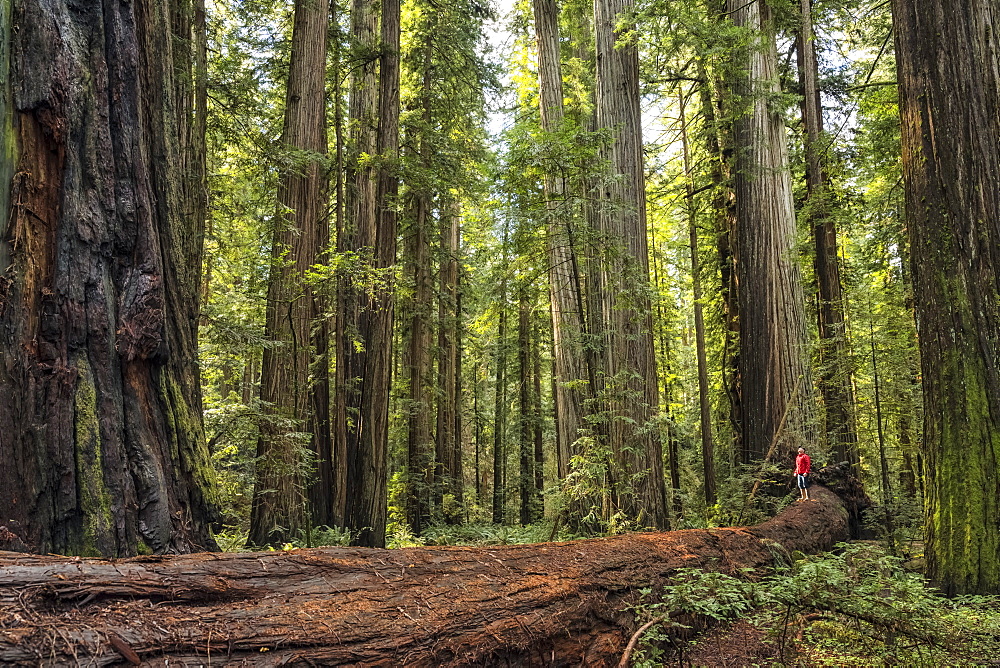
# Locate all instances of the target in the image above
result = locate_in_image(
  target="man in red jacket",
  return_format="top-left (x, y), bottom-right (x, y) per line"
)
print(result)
top-left (795, 447), bottom-right (811, 501)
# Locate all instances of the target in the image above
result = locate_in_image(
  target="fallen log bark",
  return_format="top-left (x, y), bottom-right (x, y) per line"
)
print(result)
top-left (0, 467), bottom-right (864, 667)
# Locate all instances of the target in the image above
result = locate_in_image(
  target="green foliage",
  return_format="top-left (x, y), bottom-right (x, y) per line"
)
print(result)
top-left (213, 526), bottom-right (251, 552)
top-left (863, 491), bottom-right (924, 557)
top-left (419, 521), bottom-right (568, 546)
top-left (630, 544), bottom-right (1000, 667)
top-left (290, 525), bottom-right (352, 549)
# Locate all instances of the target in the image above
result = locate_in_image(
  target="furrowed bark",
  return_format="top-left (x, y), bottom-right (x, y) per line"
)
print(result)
top-left (726, 0), bottom-right (814, 464)
top-left (250, 0), bottom-right (330, 547)
top-left (593, 0), bottom-right (668, 529)
top-left (403, 188), bottom-right (434, 534)
top-left (438, 200), bottom-right (463, 509)
top-left (891, 0), bottom-right (1000, 595)
top-left (532, 0), bottom-right (590, 483)
top-left (342, 0), bottom-right (401, 548)
top-left (334, 0), bottom-right (380, 530)
top-left (0, 0), bottom-right (218, 556)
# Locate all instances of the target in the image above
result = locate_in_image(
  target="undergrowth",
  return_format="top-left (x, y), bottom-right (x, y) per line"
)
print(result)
top-left (631, 542), bottom-right (1000, 667)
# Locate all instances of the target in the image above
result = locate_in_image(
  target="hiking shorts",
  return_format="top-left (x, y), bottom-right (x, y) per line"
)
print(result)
top-left (797, 474), bottom-right (809, 489)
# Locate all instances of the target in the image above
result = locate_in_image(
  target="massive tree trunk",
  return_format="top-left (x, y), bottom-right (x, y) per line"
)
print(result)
top-left (797, 0), bottom-right (859, 468)
top-left (593, 0), bottom-right (668, 529)
top-left (250, 0), bottom-right (330, 547)
top-left (0, 465), bottom-right (864, 666)
top-left (891, 0), bottom-right (1000, 595)
top-left (0, 0), bottom-right (218, 556)
top-left (726, 0), bottom-right (814, 464)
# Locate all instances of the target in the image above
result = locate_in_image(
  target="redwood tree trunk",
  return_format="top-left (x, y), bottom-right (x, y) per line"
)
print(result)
top-left (250, 0), bottom-right (330, 547)
top-left (342, 0), bottom-right (400, 548)
top-left (437, 200), bottom-right (463, 511)
top-left (726, 0), bottom-right (814, 464)
top-left (532, 0), bottom-right (590, 483)
top-left (334, 0), bottom-right (380, 530)
top-left (593, 0), bottom-right (668, 529)
top-left (892, 0), bottom-right (1000, 595)
top-left (403, 190), bottom-right (434, 533)
top-left (0, 0), bottom-right (218, 556)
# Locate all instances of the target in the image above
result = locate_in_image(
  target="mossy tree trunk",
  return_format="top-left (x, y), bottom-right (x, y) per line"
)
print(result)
top-left (0, 0), bottom-right (219, 556)
top-left (891, 0), bottom-right (1000, 595)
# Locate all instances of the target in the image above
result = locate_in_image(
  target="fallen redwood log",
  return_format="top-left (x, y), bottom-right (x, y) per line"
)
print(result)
top-left (0, 465), bottom-right (866, 667)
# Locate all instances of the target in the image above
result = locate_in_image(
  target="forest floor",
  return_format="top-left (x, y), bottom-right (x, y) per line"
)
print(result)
top-left (674, 619), bottom-right (784, 667)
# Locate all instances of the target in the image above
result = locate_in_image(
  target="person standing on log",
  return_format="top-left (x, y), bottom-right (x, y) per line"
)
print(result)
top-left (795, 447), bottom-right (812, 501)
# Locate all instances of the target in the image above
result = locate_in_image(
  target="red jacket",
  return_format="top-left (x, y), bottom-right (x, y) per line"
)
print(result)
top-left (795, 453), bottom-right (811, 476)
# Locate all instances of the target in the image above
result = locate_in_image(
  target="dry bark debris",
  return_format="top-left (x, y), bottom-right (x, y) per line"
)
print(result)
top-left (0, 468), bottom-right (863, 667)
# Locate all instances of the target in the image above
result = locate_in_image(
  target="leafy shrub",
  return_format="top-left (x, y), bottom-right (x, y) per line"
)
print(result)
top-left (630, 543), bottom-right (1000, 666)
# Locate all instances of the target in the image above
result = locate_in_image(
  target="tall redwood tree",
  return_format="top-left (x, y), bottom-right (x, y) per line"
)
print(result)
top-left (892, 0), bottom-right (1000, 595)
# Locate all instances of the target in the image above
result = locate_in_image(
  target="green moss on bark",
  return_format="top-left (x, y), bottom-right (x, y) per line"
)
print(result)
top-left (923, 282), bottom-right (1000, 595)
top-left (0, 0), bottom-right (14, 271)
top-left (159, 371), bottom-right (222, 509)
top-left (73, 357), bottom-right (114, 557)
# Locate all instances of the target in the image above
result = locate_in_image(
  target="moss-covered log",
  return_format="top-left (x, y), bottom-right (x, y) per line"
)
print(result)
top-left (0, 471), bottom-right (863, 667)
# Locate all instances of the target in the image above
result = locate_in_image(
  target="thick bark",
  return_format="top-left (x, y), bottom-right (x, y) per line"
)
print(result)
top-left (0, 0), bottom-right (218, 556)
top-left (726, 0), bottom-right (813, 464)
top-left (0, 466), bottom-right (863, 667)
top-left (891, 0), bottom-right (1000, 595)
top-left (250, 0), bottom-right (330, 547)
top-left (796, 0), bottom-right (858, 468)
top-left (402, 31), bottom-right (436, 532)
top-left (593, 0), bottom-right (668, 529)
top-left (403, 191), bottom-right (434, 534)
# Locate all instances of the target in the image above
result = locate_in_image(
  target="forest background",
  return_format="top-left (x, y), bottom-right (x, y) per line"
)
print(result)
top-left (201, 0), bottom-right (907, 546)
top-left (2, 0), bottom-right (998, 608)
